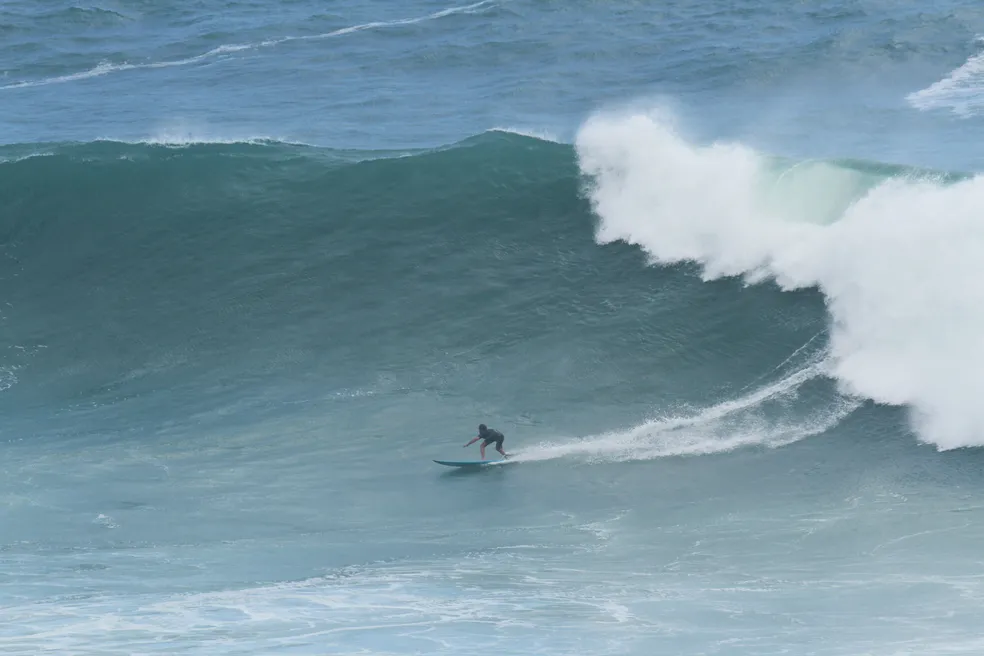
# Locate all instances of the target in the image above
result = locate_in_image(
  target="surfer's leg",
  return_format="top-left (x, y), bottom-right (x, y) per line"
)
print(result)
top-left (480, 443), bottom-right (487, 459)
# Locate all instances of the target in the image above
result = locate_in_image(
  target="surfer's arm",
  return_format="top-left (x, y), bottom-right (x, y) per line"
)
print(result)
top-left (463, 436), bottom-right (480, 447)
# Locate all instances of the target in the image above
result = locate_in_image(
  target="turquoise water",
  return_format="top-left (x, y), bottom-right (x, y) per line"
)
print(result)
top-left (5, 2), bottom-right (984, 654)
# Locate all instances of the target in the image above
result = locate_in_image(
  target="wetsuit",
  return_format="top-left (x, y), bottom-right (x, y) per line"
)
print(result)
top-left (480, 427), bottom-right (505, 449)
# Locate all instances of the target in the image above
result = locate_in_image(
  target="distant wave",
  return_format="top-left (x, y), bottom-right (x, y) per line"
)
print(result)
top-left (128, 126), bottom-right (306, 147)
top-left (907, 38), bottom-right (984, 116)
top-left (0, 1), bottom-right (496, 91)
top-left (0, 128), bottom-right (559, 163)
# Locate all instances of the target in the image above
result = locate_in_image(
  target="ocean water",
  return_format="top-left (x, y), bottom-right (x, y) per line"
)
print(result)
top-left (5, 1), bottom-right (984, 654)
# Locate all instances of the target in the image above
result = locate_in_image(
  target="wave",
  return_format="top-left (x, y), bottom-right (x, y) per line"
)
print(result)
top-left (0, 1), bottom-right (495, 91)
top-left (907, 38), bottom-right (984, 116)
top-left (114, 120), bottom-right (308, 147)
top-left (0, 129), bottom-right (567, 174)
top-left (575, 107), bottom-right (984, 450)
top-left (1, 124), bottom-right (968, 455)
top-left (0, 129), bottom-right (575, 413)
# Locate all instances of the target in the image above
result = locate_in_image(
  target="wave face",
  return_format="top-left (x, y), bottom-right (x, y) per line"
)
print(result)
top-left (0, 126), bottom-right (975, 450)
top-left (575, 109), bottom-right (984, 450)
top-left (0, 131), bottom-right (858, 450)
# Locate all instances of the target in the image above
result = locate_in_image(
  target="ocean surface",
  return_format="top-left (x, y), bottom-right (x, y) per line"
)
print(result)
top-left (5, 1), bottom-right (984, 654)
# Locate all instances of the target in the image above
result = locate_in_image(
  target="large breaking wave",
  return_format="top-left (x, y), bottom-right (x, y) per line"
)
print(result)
top-left (576, 108), bottom-right (983, 449)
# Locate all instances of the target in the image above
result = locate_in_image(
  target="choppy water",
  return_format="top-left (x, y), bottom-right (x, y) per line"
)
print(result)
top-left (5, 1), bottom-right (984, 654)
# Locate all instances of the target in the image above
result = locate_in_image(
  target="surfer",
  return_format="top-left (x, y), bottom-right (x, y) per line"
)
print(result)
top-left (464, 424), bottom-right (508, 460)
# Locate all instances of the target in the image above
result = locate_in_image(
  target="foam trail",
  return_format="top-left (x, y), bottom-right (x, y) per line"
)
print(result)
top-left (0, 1), bottom-right (495, 91)
top-left (516, 356), bottom-right (859, 463)
top-left (575, 109), bottom-right (984, 450)
top-left (0, 366), bottom-right (15, 392)
top-left (735, 329), bottom-right (827, 396)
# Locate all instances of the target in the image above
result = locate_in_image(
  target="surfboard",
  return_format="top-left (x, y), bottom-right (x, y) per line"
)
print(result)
top-left (433, 459), bottom-right (512, 468)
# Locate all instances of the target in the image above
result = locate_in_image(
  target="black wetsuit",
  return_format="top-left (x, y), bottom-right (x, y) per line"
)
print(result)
top-left (480, 427), bottom-right (505, 449)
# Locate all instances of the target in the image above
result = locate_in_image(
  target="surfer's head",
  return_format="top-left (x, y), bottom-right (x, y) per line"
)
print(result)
top-left (478, 423), bottom-right (487, 433)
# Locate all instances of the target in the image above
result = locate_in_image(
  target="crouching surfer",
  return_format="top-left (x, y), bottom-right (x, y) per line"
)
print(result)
top-left (463, 423), bottom-right (509, 460)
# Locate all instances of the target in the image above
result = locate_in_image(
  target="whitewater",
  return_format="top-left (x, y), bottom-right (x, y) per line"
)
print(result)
top-left (576, 108), bottom-right (984, 450)
top-left (6, 1), bottom-right (984, 654)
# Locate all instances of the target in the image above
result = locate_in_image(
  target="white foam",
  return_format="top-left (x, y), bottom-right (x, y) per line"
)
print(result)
top-left (0, 151), bottom-right (55, 164)
top-left (907, 41), bottom-right (984, 116)
top-left (575, 107), bottom-right (984, 450)
top-left (0, 366), bottom-right (15, 392)
top-left (0, 1), bottom-right (496, 91)
top-left (0, 553), bottom-right (634, 655)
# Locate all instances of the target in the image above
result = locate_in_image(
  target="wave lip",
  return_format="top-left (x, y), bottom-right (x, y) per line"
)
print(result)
top-left (575, 108), bottom-right (984, 450)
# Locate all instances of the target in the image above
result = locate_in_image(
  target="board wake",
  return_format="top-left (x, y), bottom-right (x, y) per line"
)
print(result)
top-left (433, 459), bottom-right (513, 468)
